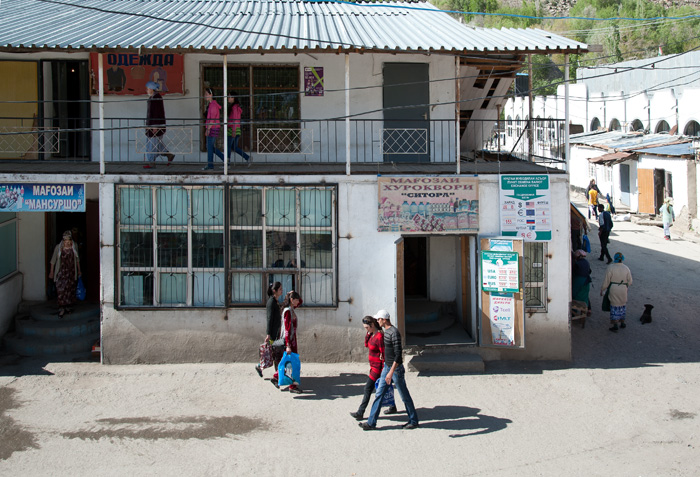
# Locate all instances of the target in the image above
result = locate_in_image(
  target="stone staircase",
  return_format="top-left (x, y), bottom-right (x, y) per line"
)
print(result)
top-left (2, 302), bottom-right (100, 359)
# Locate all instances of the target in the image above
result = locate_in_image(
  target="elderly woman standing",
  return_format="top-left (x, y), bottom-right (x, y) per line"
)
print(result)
top-left (49, 230), bottom-right (82, 318)
top-left (601, 252), bottom-right (633, 332)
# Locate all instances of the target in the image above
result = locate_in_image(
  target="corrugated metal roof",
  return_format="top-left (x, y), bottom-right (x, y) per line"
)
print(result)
top-left (0, 0), bottom-right (588, 53)
top-left (632, 142), bottom-right (695, 157)
top-left (571, 130), bottom-right (694, 157)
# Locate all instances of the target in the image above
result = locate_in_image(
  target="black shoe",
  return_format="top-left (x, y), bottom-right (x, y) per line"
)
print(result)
top-left (359, 422), bottom-right (376, 431)
top-left (270, 378), bottom-right (279, 389)
top-left (350, 412), bottom-right (364, 421)
top-left (255, 365), bottom-right (263, 378)
top-left (383, 406), bottom-right (398, 415)
top-left (607, 259), bottom-right (613, 264)
top-left (598, 257), bottom-right (604, 261)
top-left (609, 324), bottom-right (619, 332)
top-left (620, 322), bottom-right (626, 329)
top-left (402, 422), bottom-right (419, 429)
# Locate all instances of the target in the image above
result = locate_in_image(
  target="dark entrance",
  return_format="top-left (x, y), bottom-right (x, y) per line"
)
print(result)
top-left (403, 236), bottom-right (427, 298)
top-left (382, 63), bottom-right (430, 163)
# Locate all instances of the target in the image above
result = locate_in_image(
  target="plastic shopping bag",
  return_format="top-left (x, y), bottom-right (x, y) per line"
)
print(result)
top-left (76, 277), bottom-right (86, 301)
top-left (278, 351), bottom-right (301, 387)
top-left (375, 379), bottom-right (396, 408)
top-left (582, 234), bottom-right (591, 253)
top-left (259, 342), bottom-right (273, 369)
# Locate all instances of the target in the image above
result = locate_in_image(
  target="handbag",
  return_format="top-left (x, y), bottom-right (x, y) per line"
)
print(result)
top-left (278, 351), bottom-right (301, 387)
top-left (375, 379), bottom-right (396, 408)
top-left (271, 338), bottom-right (286, 353)
top-left (601, 285), bottom-right (611, 312)
top-left (259, 342), bottom-right (273, 369)
top-left (76, 277), bottom-right (86, 301)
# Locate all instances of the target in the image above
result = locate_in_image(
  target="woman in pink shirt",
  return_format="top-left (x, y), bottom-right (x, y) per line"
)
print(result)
top-left (202, 87), bottom-right (225, 170)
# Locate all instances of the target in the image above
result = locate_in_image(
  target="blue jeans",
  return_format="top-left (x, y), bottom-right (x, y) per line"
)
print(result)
top-left (367, 364), bottom-right (418, 427)
top-left (146, 135), bottom-right (169, 162)
top-left (227, 135), bottom-right (250, 161)
top-left (206, 135), bottom-right (224, 167)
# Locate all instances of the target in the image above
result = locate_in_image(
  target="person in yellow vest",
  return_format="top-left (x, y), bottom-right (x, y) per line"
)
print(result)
top-left (587, 181), bottom-right (599, 220)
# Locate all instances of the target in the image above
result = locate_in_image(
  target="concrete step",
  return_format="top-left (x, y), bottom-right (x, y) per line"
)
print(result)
top-left (15, 314), bottom-right (100, 339)
top-left (2, 332), bottom-right (99, 357)
top-left (29, 302), bottom-right (99, 322)
top-left (406, 353), bottom-right (484, 374)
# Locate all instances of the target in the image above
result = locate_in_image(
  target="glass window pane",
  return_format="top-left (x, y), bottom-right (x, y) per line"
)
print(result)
top-left (266, 189), bottom-right (296, 227)
top-left (192, 187), bottom-right (224, 226)
top-left (120, 186), bottom-right (153, 226)
top-left (193, 231), bottom-right (224, 268)
top-left (267, 231), bottom-right (297, 268)
top-left (230, 230), bottom-right (262, 268)
top-left (300, 189), bottom-right (332, 227)
top-left (0, 222), bottom-right (17, 279)
top-left (157, 187), bottom-right (188, 226)
top-left (157, 232), bottom-right (187, 268)
top-left (269, 273), bottom-right (294, 297)
top-left (121, 272), bottom-right (153, 306)
top-left (301, 271), bottom-right (333, 306)
top-left (0, 212), bottom-right (16, 225)
top-left (160, 272), bottom-right (186, 305)
top-left (231, 272), bottom-right (262, 304)
top-left (120, 231), bottom-right (153, 267)
top-left (194, 271), bottom-right (225, 306)
top-left (301, 232), bottom-right (332, 269)
top-left (230, 187), bottom-right (262, 227)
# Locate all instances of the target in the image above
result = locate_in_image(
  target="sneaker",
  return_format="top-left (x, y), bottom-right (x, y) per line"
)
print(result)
top-left (143, 164), bottom-right (156, 169)
top-left (166, 153), bottom-right (175, 163)
top-left (270, 378), bottom-right (279, 389)
top-left (620, 321), bottom-right (626, 329)
top-left (255, 365), bottom-right (263, 378)
top-left (609, 324), bottom-right (619, 332)
top-left (359, 422), bottom-right (376, 431)
top-left (383, 406), bottom-right (398, 415)
top-left (349, 412), bottom-right (363, 421)
top-left (402, 422), bottom-right (419, 429)
top-left (201, 165), bottom-right (213, 170)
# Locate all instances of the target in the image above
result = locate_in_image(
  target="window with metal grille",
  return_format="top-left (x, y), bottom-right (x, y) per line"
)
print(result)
top-left (116, 184), bottom-right (336, 308)
top-left (201, 64), bottom-right (300, 153)
top-left (523, 241), bottom-right (547, 310)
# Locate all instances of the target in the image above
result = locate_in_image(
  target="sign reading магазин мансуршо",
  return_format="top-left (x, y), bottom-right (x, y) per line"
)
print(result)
top-left (377, 176), bottom-right (479, 233)
top-left (0, 183), bottom-right (85, 212)
top-left (499, 175), bottom-right (552, 241)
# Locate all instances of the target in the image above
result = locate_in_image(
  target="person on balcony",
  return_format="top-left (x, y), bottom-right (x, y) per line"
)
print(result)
top-left (202, 87), bottom-right (225, 170)
top-left (143, 81), bottom-right (174, 169)
top-left (227, 92), bottom-right (250, 163)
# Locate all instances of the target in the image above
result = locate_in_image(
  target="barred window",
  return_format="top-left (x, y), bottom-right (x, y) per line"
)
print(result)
top-left (116, 184), bottom-right (336, 308)
top-left (523, 242), bottom-right (547, 310)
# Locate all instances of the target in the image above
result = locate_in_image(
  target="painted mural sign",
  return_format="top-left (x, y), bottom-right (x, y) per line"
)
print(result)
top-left (90, 52), bottom-right (184, 95)
top-left (377, 176), bottom-right (479, 233)
top-left (0, 183), bottom-right (85, 212)
top-left (499, 175), bottom-right (552, 241)
top-left (304, 67), bottom-right (324, 96)
top-left (480, 250), bottom-right (519, 293)
top-left (489, 292), bottom-right (516, 346)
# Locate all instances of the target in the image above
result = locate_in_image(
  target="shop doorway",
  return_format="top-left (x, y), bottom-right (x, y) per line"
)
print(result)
top-left (397, 235), bottom-right (477, 346)
top-left (45, 199), bottom-right (100, 302)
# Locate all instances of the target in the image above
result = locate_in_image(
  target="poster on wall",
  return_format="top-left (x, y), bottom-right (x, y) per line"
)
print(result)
top-left (489, 292), bottom-right (516, 346)
top-left (377, 176), bottom-right (479, 233)
top-left (480, 250), bottom-right (519, 293)
top-left (499, 175), bottom-right (552, 241)
top-left (0, 183), bottom-right (85, 212)
top-left (90, 52), bottom-right (184, 95)
top-left (304, 67), bottom-right (324, 96)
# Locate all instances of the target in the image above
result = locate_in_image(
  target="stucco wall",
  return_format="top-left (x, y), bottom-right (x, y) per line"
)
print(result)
top-left (18, 211), bottom-right (46, 301)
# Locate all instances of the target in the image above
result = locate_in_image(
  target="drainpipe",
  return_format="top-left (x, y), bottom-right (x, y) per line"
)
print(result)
top-left (345, 54), bottom-right (350, 176)
top-left (223, 55), bottom-right (228, 176)
top-left (98, 53), bottom-right (105, 175)
top-left (565, 54), bottom-right (570, 173)
top-left (602, 92), bottom-right (606, 130)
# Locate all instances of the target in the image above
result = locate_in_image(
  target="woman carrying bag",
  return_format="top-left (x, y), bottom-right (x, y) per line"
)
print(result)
top-left (256, 281), bottom-right (283, 383)
top-left (279, 291), bottom-right (303, 393)
top-left (49, 230), bottom-right (82, 318)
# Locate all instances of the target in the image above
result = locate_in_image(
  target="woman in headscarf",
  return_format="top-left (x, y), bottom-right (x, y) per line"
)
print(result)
top-left (572, 249), bottom-right (592, 315)
top-left (49, 230), bottom-right (82, 318)
top-left (601, 252), bottom-right (633, 332)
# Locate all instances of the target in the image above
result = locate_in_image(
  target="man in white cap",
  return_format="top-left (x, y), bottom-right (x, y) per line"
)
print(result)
top-left (143, 80), bottom-right (175, 169)
top-left (359, 309), bottom-right (419, 430)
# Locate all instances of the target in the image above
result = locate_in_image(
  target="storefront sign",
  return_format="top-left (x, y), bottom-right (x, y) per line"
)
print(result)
top-left (304, 67), bottom-right (324, 96)
top-left (499, 175), bottom-right (552, 241)
top-left (377, 176), bottom-right (479, 232)
top-left (90, 52), bottom-right (184, 95)
top-left (0, 183), bottom-right (85, 212)
top-left (489, 292), bottom-right (516, 346)
top-left (480, 250), bottom-right (519, 293)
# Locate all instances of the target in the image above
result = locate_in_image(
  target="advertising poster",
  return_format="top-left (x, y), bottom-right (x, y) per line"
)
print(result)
top-left (377, 176), bottom-right (479, 232)
top-left (489, 292), bottom-right (516, 346)
top-left (304, 67), bottom-right (324, 96)
top-left (90, 52), bottom-right (184, 95)
top-left (481, 250), bottom-right (519, 293)
top-left (0, 183), bottom-right (85, 212)
top-left (499, 175), bottom-right (552, 241)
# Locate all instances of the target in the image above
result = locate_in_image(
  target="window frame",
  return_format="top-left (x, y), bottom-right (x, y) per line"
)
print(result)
top-left (523, 241), bottom-right (547, 311)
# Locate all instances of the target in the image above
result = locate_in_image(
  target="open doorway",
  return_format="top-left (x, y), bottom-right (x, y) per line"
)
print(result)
top-left (399, 235), bottom-right (476, 346)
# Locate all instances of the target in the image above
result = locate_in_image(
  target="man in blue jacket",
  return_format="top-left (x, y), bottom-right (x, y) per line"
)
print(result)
top-left (597, 204), bottom-right (613, 264)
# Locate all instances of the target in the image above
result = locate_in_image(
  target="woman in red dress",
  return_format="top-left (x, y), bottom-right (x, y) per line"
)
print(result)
top-left (281, 291), bottom-right (302, 393)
